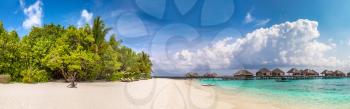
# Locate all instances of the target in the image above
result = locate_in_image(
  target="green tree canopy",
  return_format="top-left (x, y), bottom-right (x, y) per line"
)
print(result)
top-left (0, 17), bottom-right (152, 83)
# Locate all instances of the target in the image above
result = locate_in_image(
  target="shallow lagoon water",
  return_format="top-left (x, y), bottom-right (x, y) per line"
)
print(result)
top-left (200, 78), bottom-right (350, 109)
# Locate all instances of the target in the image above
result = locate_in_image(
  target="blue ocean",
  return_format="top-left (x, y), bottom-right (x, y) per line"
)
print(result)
top-left (200, 79), bottom-right (350, 109)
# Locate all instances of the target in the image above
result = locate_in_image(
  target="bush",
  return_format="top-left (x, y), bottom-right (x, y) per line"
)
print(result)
top-left (107, 72), bottom-right (123, 81)
top-left (21, 67), bottom-right (49, 83)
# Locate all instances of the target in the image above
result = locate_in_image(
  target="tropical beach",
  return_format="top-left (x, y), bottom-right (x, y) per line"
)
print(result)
top-left (3, 0), bottom-right (350, 109)
top-left (1, 77), bottom-right (331, 109)
top-left (0, 78), bottom-right (276, 109)
top-left (2, 77), bottom-right (350, 109)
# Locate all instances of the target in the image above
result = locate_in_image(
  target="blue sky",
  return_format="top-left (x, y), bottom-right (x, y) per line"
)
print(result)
top-left (1, 0), bottom-right (350, 76)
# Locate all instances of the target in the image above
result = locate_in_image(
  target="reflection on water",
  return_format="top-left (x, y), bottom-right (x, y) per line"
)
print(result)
top-left (200, 79), bottom-right (350, 109)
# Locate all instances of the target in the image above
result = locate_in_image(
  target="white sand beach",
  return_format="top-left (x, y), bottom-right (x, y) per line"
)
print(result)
top-left (0, 79), bottom-right (279, 109)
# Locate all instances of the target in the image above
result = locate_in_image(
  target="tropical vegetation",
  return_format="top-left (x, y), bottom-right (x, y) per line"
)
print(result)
top-left (0, 17), bottom-right (152, 83)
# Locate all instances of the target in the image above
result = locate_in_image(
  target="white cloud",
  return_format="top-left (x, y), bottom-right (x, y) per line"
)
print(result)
top-left (255, 19), bottom-right (270, 26)
top-left (164, 19), bottom-right (341, 72)
top-left (77, 9), bottom-right (93, 27)
top-left (22, 0), bottom-right (43, 29)
top-left (244, 11), bottom-right (270, 26)
top-left (244, 12), bottom-right (254, 24)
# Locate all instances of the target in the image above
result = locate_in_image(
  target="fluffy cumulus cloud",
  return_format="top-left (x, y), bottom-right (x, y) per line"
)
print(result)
top-left (77, 9), bottom-right (93, 27)
top-left (165, 19), bottom-right (340, 72)
top-left (22, 0), bottom-right (43, 29)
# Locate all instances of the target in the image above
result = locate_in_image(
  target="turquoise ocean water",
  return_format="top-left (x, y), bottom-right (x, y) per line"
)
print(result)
top-left (200, 79), bottom-right (350, 109)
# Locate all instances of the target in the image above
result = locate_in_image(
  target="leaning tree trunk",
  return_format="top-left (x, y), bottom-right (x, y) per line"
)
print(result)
top-left (67, 72), bottom-right (77, 88)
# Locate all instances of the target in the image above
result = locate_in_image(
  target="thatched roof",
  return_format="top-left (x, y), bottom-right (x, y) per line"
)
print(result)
top-left (287, 68), bottom-right (300, 74)
top-left (321, 70), bottom-right (333, 74)
top-left (257, 68), bottom-right (271, 73)
top-left (234, 70), bottom-right (253, 76)
top-left (311, 70), bottom-right (319, 75)
top-left (334, 70), bottom-right (345, 75)
top-left (272, 68), bottom-right (284, 74)
top-left (302, 69), bottom-right (318, 75)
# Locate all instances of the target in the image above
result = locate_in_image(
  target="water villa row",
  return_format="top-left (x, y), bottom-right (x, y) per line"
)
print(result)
top-left (180, 68), bottom-right (350, 80)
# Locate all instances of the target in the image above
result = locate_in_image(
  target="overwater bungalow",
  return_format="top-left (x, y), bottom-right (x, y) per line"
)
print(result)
top-left (348, 72), bottom-right (350, 77)
top-left (321, 70), bottom-right (334, 76)
top-left (302, 69), bottom-right (319, 76)
top-left (287, 68), bottom-right (302, 76)
top-left (233, 70), bottom-right (254, 80)
top-left (256, 68), bottom-right (272, 77)
top-left (203, 72), bottom-right (218, 78)
top-left (272, 68), bottom-right (285, 76)
top-left (312, 70), bottom-right (319, 76)
top-left (334, 70), bottom-right (346, 77)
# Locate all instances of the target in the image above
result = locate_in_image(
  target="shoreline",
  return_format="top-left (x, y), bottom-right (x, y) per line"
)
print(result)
top-left (0, 78), bottom-right (289, 109)
top-left (196, 81), bottom-right (281, 109)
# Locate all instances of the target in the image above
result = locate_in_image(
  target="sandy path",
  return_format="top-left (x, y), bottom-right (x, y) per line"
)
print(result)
top-left (0, 79), bottom-right (278, 109)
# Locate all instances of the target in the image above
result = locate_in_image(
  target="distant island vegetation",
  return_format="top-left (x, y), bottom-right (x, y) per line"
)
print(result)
top-left (0, 17), bottom-right (152, 83)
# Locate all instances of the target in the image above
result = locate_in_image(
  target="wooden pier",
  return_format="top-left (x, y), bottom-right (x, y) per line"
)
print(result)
top-left (153, 76), bottom-right (350, 80)
top-left (219, 76), bottom-right (350, 80)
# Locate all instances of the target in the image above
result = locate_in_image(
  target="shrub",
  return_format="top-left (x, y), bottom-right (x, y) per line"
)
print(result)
top-left (107, 72), bottom-right (123, 81)
top-left (21, 67), bottom-right (49, 83)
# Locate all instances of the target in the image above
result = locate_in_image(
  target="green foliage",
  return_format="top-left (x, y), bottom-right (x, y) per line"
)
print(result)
top-left (0, 17), bottom-right (152, 83)
top-left (119, 46), bottom-right (138, 72)
top-left (92, 16), bottom-right (111, 46)
top-left (107, 72), bottom-right (123, 81)
top-left (0, 22), bottom-right (21, 80)
top-left (136, 51), bottom-right (152, 79)
top-left (21, 67), bottom-right (49, 83)
top-left (100, 45), bottom-right (121, 79)
top-left (43, 27), bottom-right (98, 81)
top-left (185, 72), bottom-right (199, 78)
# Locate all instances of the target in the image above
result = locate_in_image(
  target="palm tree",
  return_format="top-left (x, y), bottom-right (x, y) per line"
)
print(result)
top-left (92, 16), bottom-right (112, 54)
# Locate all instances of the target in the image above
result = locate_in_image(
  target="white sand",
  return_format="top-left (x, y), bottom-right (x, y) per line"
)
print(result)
top-left (0, 79), bottom-right (279, 109)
